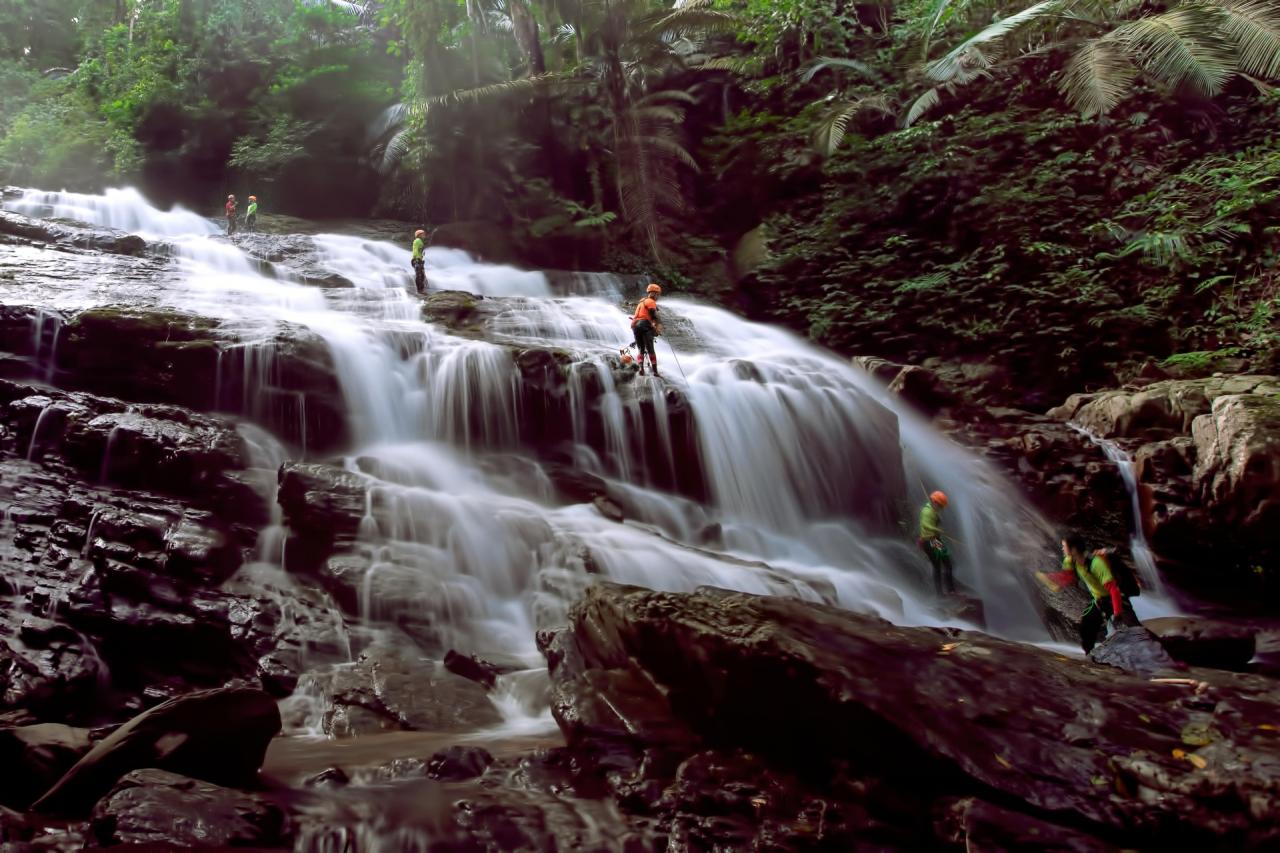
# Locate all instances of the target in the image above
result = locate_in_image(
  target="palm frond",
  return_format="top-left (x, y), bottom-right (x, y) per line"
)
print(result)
top-left (645, 6), bottom-right (740, 39)
top-left (1206, 0), bottom-right (1280, 79)
top-left (1061, 36), bottom-right (1140, 117)
top-left (697, 55), bottom-right (764, 74)
top-left (630, 104), bottom-right (688, 124)
top-left (811, 96), bottom-right (892, 155)
top-left (920, 0), bottom-right (972, 60)
top-left (926, 0), bottom-right (1061, 83)
top-left (1113, 6), bottom-right (1235, 96)
top-left (635, 88), bottom-right (699, 105)
top-left (423, 71), bottom-right (571, 106)
top-left (801, 56), bottom-right (878, 83)
top-left (630, 132), bottom-right (701, 169)
top-left (904, 87), bottom-right (944, 127)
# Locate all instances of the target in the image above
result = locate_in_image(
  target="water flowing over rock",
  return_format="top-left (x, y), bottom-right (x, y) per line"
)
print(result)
top-left (546, 583), bottom-right (1280, 848)
top-left (10, 185), bottom-right (1253, 846)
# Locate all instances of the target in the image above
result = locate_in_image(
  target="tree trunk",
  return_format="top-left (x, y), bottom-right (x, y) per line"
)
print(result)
top-left (509, 0), bottom-right (545, 75)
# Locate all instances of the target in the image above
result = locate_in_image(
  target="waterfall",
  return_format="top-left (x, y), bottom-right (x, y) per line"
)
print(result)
top-left (1069, 425), bottom-right (1179, 619)
top-left (6, 186), bottom-right (1066, 731)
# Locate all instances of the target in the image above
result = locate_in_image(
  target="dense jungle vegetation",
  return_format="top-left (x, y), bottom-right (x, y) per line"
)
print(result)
top-left (2, 0), bottom-right (1278, 401)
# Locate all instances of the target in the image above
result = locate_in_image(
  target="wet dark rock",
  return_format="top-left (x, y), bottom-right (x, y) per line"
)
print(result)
top-left (1145, 616), bottom-right (1257, 672)
top-left (421, 289), bottom-right (485, 330)
top-left (550, 583), bottom-right (1280, 848)
top-left (0, 211), bottom-right (147, 257)
top-left (593, 495), bottom-right (625, 522)
top-left (55, 307), bottom-right (223, 409)
top-left (1088, 626), bottom-right (1184, 674)
top-left (319, 646), bottom-right (501, 737)
top-left (939, 797), bottom-right (1114, 851)
top-left (0, 628), bottom-right (105, 721)
top-left (303, 766), bottom-right (350, 788)
top-left (426, 745), bottom-right (494, 781)
top-left (34, 685), bottom-right (281, 816)
top-left (0, 724), bottom-right (91, 809)
top-left (278, 463), bottom-right (368, 574)
top-left (90, 769), bottom-right (285, 848)
top-left (443, 649), bottom-right (505, 690)
top-left (852, 356), bottom-right (955, 416)
top-left (542, 463), bottom-right (608, 505)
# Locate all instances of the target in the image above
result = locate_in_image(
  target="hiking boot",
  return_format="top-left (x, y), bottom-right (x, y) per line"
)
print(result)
top-left (651, 367), bottom-right (661, 377)
top-left (638, 365), bottom-right (646, 376)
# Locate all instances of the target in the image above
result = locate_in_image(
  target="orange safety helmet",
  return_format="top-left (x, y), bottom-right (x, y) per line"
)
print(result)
top-left (930, 490), bottom-right (949, 508)
top-left (414, 229), bottom-right (426, 238)
top-left (248, 195), bottom-right (257, 201)
top-left (646, 283), bottom-right (662, 295)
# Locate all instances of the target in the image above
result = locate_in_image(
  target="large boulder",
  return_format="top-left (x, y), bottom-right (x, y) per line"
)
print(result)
top-left (33, 685), bottom-right (281, 816)
top-left (90, 769), bottom-right (285, 847)
top-left (1146, 616), bottom-right (1258, 672)
top-left (547, 583), bottom-right (1280, 848)
top-left (0, 723), bottom-right (92, 809)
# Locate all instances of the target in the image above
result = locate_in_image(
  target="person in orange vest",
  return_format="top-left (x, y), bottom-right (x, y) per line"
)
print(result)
top-left (631, 283), bottom-right (663, 376)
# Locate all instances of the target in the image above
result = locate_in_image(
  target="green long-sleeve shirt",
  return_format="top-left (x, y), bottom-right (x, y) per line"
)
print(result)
top-left (246, 201), bottom-right (258, 217)
top-left (919, 502), bottom-right (942, 540)
top-left (412, 236), bottom-right (425, 261)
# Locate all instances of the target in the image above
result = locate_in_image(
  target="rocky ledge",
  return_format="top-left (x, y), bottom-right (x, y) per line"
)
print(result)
top-left (541, 582), bottom-right (1280, 849)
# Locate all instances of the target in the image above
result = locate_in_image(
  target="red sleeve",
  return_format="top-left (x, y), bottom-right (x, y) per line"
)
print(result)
top-left (1045, 569), bottom-right (1075, 587)
top-left (1106, 581), bottom-right (1122, 616)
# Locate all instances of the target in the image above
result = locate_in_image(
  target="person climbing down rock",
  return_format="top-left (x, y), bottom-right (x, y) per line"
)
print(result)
top-left (224, 194), bottom-right (238, 234)
top-left (918, 490), bottom-right (955, 596)
top-left (1037, 536), bottom-right (1129, 653)
top-left (411, 229), bottom-right (427, 293)
top-left (631, 283), bottom-right (663, 376)
top-left (244, 195), bottom-right (259, 232)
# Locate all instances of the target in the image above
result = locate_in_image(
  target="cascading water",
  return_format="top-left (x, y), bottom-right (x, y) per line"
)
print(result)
top-left (5, 187), bottom-right (1065, 737)
top-left (1070, 425), bottom-right (1180, 619)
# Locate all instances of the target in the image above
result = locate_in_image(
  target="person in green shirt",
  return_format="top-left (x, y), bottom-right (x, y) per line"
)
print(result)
top-left (918, 490), bottom-right (954, 596)
top-left (1038, 535), bottom-right (1127, 652)
top-left (245, 195), bottom-right (259, 232)
top-left (410, 228), bottom-right (427, 293)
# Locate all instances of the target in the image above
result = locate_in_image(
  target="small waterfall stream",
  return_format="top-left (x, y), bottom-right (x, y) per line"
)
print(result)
top-left (1070, 425), bottom-right (1180, 619)
top-left (4, 187), bottom-right (1067, 735)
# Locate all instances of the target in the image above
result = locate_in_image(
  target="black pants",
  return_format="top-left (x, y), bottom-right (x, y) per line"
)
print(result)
top-left (634, 321), bottom-right (657, 365)
top-left (245, 213), bottom-right (256, 232)
top-left (226, 215), bottom-right (237, 235)
top-left (412, 259), bottom-right (426, 292)
top-left (920, 540), bottom-right (954, 595)
top-left (1079, 597), bottom-right (1115, 653)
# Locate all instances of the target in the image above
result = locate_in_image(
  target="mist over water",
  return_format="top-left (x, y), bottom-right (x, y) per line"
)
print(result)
top-left (5, 187), bottom-right (1062, 732)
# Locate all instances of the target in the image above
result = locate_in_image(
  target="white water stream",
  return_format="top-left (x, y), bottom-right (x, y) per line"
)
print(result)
top-left (1069, 426), bottom-right (1180, 620)
top-left (6, 188), bottom-right (1064, 734)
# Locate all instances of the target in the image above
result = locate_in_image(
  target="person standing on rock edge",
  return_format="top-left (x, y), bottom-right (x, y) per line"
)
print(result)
top-left (244, 195), bottom-right (259, 232)
top-left (411, 229), bottom-right (427, 293)
top-left (632, 283), bottom-right (663, 376)
top-left (224, 194), bottom-right (238, 235)
top-left (918, 490), bottom-right (955, 596)
top-left (1038, 536), bottom-right (1127, 653)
